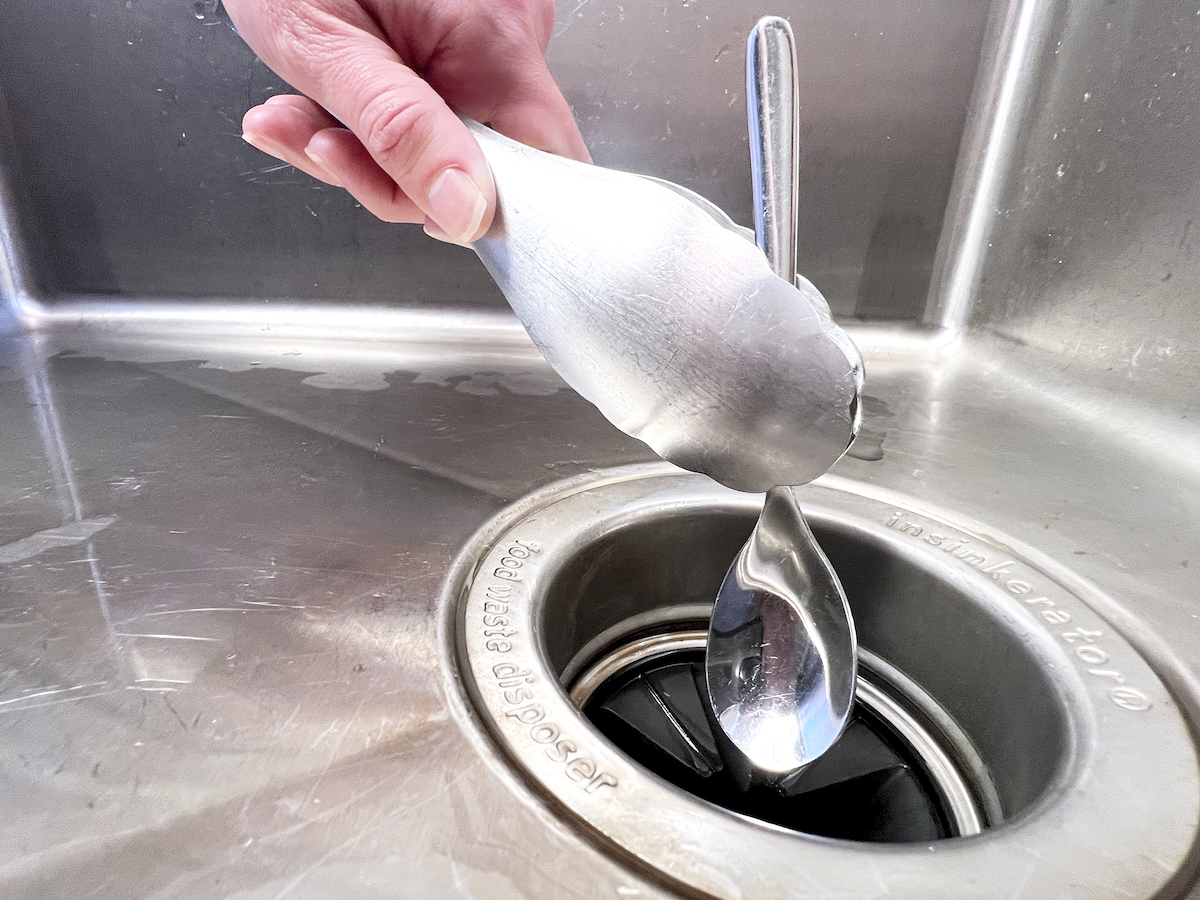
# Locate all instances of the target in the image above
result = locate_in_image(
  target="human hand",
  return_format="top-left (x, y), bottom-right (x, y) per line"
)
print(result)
top-left (223, 0), bottom-right (590, 244)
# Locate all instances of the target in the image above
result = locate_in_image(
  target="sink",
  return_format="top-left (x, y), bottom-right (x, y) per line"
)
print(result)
top-left (2, 0), bottom-right (1199, 896)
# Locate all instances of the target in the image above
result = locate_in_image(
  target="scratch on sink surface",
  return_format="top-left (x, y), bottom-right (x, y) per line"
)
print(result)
top-left (278, 702), bottom-right (302, 734)
top-left (865, 859), bottom-right (891, 896)
top-left (239, 162), bottom-right (293, 178)
top-left (0, 691), bottom-right (120, 713)
top-left (162, 693), bottom-right (191, 732)
top-left (267, 763), bottom-right (472, 900)
top-left (246, 599), bottom-right (333, 609)
top-left (117, 564), bottom-right (390, 579)
top-left (306, 718), bottom-right (342, 750)
top-left (301, 693), bottom-right (369, 808)
top-left (0, 682), bottom-right (109, 707)
top-left (114, 633), bottom-right (219, 642)
top-left (0, 517), bottom-right (116, 565)
top-left (127, 603), bottom-right (328, 620)
top-left (0, 682), bottom-right (115, 714)
top-left (553, 0), bottom-right (591, 34)
top-left (1007, 854), bottom-right (1041, 899)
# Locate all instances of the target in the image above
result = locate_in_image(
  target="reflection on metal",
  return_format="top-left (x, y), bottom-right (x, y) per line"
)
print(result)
top-left (853, 673), bottom-right (982, 835)
top-left (0, 94), bottom-right (38, 330)
top-left (570, 632), bottom-right (708, 708)
top-left (705, 18), bottom-right (858, 777)
top-left (470, 120), bottom-right (863, 492)
top-left (0, 516), bottom-right (115, 566)
top-left (925, 0), bottom-right (1062, 330)
top-left (0, 0), bottom-right (1197, 894)
top-left (707, 486), bottom-right (856, 773)
top-left (452, 464), bottom-right (1199, 899)
top-left (18, 338), bottom-right (137, 671)
top-left (747, 16), bottom-right (800, 286)
top-left (0, 0), bottom-right (990, 317)
top-left (570, 629), bottom-right (985, 837)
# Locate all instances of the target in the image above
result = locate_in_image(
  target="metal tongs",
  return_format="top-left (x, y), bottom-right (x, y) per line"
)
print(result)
top-left (464, 119), bottom-right (861, 493)
top-left (466, 16), bottom-right (862, 775)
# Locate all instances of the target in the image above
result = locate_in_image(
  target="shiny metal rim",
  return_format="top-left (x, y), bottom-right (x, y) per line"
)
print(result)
top-left (448, 463), bottom-right (1200, 900)
top-left (567, 628), bottom-right (985, 837)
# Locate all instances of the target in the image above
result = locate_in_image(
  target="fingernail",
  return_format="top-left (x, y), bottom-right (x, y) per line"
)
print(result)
top-left (423, 216), bottom-right (471, 247)
top-left (242, 131), bottom-right (274, 152)
top-left (427, 167), bottom-right (488, 244)
top-left (303, 146), bottom-right (344, 187)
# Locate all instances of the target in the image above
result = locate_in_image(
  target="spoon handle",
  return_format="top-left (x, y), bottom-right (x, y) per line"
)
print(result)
top-left (747, 16), bottom-right (800, 284)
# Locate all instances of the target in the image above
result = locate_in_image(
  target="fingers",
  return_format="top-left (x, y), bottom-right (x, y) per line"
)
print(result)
top-left (241, 94), bottom-right (425, 224)
top-left (239, 3), bottom-right (496, 243)
top-left (304, 127), bottom-right (423, 223)
top-left (224, 0), bottom-right (591, 240)
top-left (241, 95), bottom-right (344, 185)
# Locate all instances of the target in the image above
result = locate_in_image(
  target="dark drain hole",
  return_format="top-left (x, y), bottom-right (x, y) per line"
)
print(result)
top-left (581, 647), bottom-right (953, 843)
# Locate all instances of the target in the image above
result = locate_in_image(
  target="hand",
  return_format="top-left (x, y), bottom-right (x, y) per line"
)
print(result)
top-left (223, 0), bottom-right (590, 244)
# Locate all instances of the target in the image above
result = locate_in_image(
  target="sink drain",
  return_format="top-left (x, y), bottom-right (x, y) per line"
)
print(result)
top-left (570, 627), bottom-right (995, 841)
top-left (445, 464), bottom-right (1200, 899)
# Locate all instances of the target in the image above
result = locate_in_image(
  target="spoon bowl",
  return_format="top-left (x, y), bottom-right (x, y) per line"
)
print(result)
top-left (705, 485), bottom-right (857, 773)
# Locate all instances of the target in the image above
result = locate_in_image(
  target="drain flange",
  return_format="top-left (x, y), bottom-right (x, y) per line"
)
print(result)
top-left (448, 463), bottom-right (1200, 899)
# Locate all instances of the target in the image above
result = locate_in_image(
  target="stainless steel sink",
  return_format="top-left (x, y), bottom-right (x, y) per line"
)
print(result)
top-left (1, 0), bottom-right (1199, 897)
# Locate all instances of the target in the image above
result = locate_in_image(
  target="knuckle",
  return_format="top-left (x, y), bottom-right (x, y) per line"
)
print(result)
top-left (455, 0), bottom-right (546, 50)
top-left (358, 89), bottom-right (438, 179)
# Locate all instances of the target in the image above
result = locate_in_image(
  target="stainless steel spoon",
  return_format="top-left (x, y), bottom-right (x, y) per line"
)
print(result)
top-left (705, 484), bottom-right (856, 773)
top-left (705, 16), bottom-right (858, 775)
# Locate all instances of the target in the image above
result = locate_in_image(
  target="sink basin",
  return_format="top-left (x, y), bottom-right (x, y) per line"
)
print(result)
top-left (2, 0), bottom-right (1199, 894)
top-left (1, 320), bottom-right (1198, 899)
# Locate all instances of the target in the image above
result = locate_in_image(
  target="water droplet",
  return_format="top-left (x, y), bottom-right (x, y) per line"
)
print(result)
top-left (192, 0), bottom-right (219, 20)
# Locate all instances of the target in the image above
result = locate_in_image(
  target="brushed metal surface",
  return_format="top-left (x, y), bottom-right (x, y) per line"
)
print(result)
top-left (470, 122), bottom-right (862, 492)
top-left (746, 16), bottom-right (800, 285)
top-left (1, 320), bottom-right (1199, 897)
top-left (966, 0), bottom-right (1200, 425)
top-left (706, 485), bottom-right (857, 772)
top-left (1, 0), bottom-right (1200, 896)
top-left (0, 0), bottom-right (988, 318)
top-left (922, 0), bottom-right (1200, 443)
top-left (706, 20), bottom-right (858, 774)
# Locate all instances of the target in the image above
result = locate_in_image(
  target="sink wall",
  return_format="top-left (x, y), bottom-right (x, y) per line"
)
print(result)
top-left (0, 0), bottom-right (989, 320)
